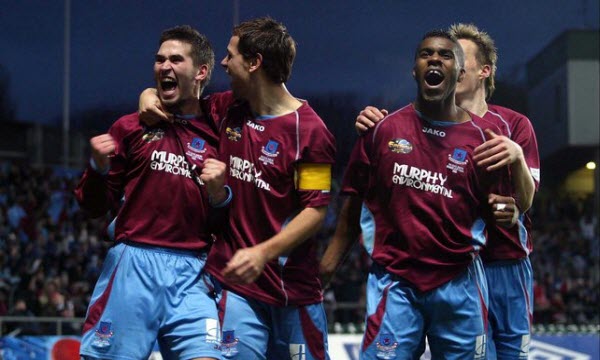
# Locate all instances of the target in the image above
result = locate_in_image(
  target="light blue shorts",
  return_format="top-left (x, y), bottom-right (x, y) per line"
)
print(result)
top-left (485, 257), bottom-right (533, 359)
top-left (361, 257), bottom-right (489, 360)
top-left (80, 241), bottom-right (222, 360)
top-left (215, 284), bottom-right (330, 360)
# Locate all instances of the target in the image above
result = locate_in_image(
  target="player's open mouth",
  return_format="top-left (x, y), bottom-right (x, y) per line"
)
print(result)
top-left (160, 77), bottom-right (178, 97)
top-left (424, 69), bottom-right (444, 86)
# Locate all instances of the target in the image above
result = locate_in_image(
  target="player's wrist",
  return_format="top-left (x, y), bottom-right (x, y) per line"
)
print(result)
top-left (209, 185), bottom-right (232, 208)
top-left (90, 157), bottom-right (110, 175)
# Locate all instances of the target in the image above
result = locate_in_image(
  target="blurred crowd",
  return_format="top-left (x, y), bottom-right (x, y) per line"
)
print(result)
top-left (0, 162), bottom-right (111, 335)
top-left (0, 162), bottom-right (598, 335)
top-left (529, 195), bottom-right (599, 324)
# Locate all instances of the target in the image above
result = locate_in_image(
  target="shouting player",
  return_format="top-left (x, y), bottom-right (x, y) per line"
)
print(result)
top-left (353, 23), bottom-right (540, 359)
top-left (320, 30), bottom-right (502, 359)
top-left (139, 17), bottom-right (336, 360)
top-left (75, 26), bottom-right (229, 360)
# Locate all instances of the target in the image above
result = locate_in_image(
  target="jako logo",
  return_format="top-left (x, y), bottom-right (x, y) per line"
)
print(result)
top-left (247, 120), bottom-right (265, 132)
top-left (422, 127), bottom-right (446, 137)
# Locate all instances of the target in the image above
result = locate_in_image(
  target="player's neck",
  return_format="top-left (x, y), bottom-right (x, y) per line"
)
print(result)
top-left (456, 89), bottom-right (488, 117)
top-left (414, 96), bottom-right (470, 123)
top-left (247, 82), bottom-right (302, 117)
top-left (171, 97), bottom-right (203, 118)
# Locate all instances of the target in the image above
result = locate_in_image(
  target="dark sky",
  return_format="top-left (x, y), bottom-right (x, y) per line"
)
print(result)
top-left (1, 0), bottom-right (598, 125)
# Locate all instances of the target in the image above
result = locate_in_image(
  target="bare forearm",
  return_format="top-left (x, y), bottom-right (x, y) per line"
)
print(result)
top-left (511, 157), bottom-right (535, 212)
top-left (257, 206), bottom-right (327, 262)
top-left (320, 196), bottom-right (363, 279)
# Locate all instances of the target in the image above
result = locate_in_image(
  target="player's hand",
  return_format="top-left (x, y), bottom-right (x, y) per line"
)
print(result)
top-left (474, 129), bottom-right (524, 171)
top-left (488, 193), bottom-right (519, 228)
top-left (355, 106), bottom-right (388, 134)
top-left (138, 88), bottom-right (173, 126)
top-left (90, 134), bottom-right (116, 173)
top-left (200, 158), bottom-right (228, 204)
top-left (222, 246), bottom-right (268, 284)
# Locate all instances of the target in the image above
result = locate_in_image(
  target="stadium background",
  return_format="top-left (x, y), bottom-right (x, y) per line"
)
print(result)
top-left (0, 1), bottom-right (598, 359)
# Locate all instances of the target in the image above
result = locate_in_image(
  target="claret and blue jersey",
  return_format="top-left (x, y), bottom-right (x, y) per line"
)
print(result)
top-left (343, 104), bottom-right (505, 292)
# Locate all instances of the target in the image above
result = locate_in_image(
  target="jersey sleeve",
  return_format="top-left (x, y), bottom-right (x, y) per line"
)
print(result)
top-left (511, 115), bottom-right (541, 189)
top-left (73, 118), bottom-right (130, 218)
top-left (204, 91), bottom-right (236, 128)
top-left (296, 115), bottom-right (336, 208)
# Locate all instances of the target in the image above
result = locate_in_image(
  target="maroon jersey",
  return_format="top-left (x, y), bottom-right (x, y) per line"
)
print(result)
top-left (343, 104), bottom-right (502, 292)
top-left (480, 104), bottom-right (540, 262)
top-left (74, 106), bottom-right (221, 251)
top-left (205, 99), bottom-right (336, 306)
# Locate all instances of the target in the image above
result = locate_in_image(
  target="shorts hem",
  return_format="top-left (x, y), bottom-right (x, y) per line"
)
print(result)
top-left (80, 350), bottom-right (139, 360)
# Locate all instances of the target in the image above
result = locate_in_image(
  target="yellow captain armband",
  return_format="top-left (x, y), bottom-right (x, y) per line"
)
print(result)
top-left (296, 163), bottom-right (332, 191)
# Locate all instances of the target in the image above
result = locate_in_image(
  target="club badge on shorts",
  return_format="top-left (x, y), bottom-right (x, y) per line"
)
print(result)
top-left (221, 330), bottom-right (239, 357)
top-left (92, 321), bottom-right (114, 348)
top-left (375, 333), bottom-right (398, 359)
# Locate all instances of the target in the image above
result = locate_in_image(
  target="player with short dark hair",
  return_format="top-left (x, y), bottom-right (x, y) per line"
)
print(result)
top-left (232, 17), bottom-right (296, 84)
top-left (353, 23), bottom-right (540, 359)
top-left (209, 17), bottom-right (335, 360)
top-left (320, 30), bottom-right (502, 358)
top-left (75, 25), bottom-right (229, 360)
top-left (139, 17), bottom-right (335, 360)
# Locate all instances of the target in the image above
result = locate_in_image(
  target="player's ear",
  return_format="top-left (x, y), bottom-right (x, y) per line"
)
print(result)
top-left (412, 68), bottom-right (416, 80)
top-left (248, 53), bottom-right (263, 73)
top-left (457, 67), bottom-right (466, 83)
top-left (480, 64), bottom-right (491, 80)
top-left (195, 64), bottom-right (209, 82)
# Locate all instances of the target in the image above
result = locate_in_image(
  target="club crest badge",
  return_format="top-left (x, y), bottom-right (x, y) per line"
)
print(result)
top-left (259, 139), bottom-right (280, 165)
top-left (91, 321), bottom-right (114, 348)
top-left (186, 137), bottom-right (207, 161)
top-left (262, 140), bottom-right (279, 156)
top-left (375, 333), bottom-right (398, 359)
top-left (221, 330), bottom-right (239, 357)
top-left (446, 148), bottom-right (469, 173)
top-left (188, 137), bottom-right (207, 153)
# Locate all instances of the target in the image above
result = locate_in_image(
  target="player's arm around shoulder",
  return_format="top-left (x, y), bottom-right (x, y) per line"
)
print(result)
top-left (320, 195), bottom-right (363, 287)
top-left (355, 106), bottom-right (388, 134)
top-left (138, 88), bottom-right (172, 125)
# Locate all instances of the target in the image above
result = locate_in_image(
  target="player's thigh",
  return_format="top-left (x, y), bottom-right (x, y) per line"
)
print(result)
top-left (219, 290), bottom-right (270, 360)
top-left (427, 258), bottom-right (488, 360)
top-left (267, 302), bottom-right (330, 360)
top-left (159, 257), bottom-right (222, 360)
top-left (80, 243), bottom-right (159, 359)
top-left (486, 259), bottom-right (533, 359)
top-left (361, 268), bottom-right (425, 360)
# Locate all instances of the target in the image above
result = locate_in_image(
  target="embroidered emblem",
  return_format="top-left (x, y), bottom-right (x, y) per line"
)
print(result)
top-left (226, 127), bottom-right (242, 142)
top-left (375, 333), bottom-right (398, 359)
top-left (91, 321), bottom-right (114, 348)
top-left (221, 330), bottom-right (239, 357)
top-left (142, 128), bottom-right (164, 143)
top-left (388, 139), bottom-right (413, 154)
